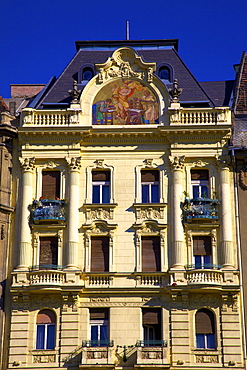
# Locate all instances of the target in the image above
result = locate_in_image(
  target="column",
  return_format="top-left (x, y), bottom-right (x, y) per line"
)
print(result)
top-left (66, 157), bottom-right (81, 269)
top-left (18, 158), bottom-right (35, 269)
top-left (169, 156), bottom-right (185, 269)
top-left (217, 156), bottom-right (235, 268)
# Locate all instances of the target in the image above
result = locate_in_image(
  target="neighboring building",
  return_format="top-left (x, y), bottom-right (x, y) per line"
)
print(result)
top-left (230, 51), bottom-right (247, 366)
top-left (0, 99), bottom-right (17, 370)
top-left (7, 39), bottom-right (245, 370)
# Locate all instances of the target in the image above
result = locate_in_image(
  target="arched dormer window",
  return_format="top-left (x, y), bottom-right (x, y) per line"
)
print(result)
top-left (36, 309), bottom-right (56, 350)
top-left (157, 64), bottom-right (173, 82)
top-left (82, 67), bottom-right (94, 82)
top-left (195, 309), bottom-right (216, 349)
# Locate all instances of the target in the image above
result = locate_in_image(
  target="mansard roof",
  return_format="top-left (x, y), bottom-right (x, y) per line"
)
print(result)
top-left (200, 80), bottom-right (234, 107)
top-left (34, 39), bottom-right (226, 109)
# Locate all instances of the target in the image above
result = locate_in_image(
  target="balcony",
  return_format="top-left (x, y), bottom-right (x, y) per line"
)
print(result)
top-left (183, 198), bottom-right (219, 221)
top-left (84, 273), bottom-right (114, 288)
top-left (134, 273), bottom-right (169, 288)
top-left (185, 268), bottom-right (223, 285)
top-left (28, 268), bottom-right (65, 285)
top-left (30, 199), bottom-right (66, 223)
top-left (135, 340), bottom-right (169, 366)
top-left (81, 340), bottom-right (114, 367)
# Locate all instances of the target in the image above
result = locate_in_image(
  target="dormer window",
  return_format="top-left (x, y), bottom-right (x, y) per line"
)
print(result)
top-left (158, 65), bottom-right (172, 82)
top-left (82, 67), bottom-right (94, 82)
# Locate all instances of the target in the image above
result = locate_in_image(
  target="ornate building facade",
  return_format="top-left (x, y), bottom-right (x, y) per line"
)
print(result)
top-left (7, 40), bottom-right (245, 369)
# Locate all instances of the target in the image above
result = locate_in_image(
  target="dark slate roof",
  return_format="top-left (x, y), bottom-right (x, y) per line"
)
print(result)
top-left (232, 114), bottom-right (247, 147)
top-left (200, 80), bottom-right (234, 107)
top-left (36, 40), bottom-right (219, 108)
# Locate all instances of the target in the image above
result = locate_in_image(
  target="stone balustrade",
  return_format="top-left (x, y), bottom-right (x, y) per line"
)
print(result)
top-left (84, 273), bottom-right (113, 287)
top-left (169, 107), bottom-right (231, 125)
top-left (135, 273), bottom-right (168, 287)
top-left (28, 270), bottom-right (65, 284)
top-left (186, 270), bottom-right (223, 284)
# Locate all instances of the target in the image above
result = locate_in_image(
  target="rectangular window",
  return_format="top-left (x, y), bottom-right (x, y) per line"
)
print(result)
top-left (193, 236), bottom-right (212, 269)
top-left (39, 237), bottom-right (58, 269)
top-left (92, 170), bottom-right (110, 204)
top-left (191, 169), bottom-right (209, 198)
top-left (141, 170), bottom-right (159, 203)
top-left (91, 237), bottom-right (109, 272)
top-left (142, 236), bottom-right (161, 272)
top-left (36, 324), bottom-right (55, 350)
top-left (142, 308), bottom-right (161, 346)
top-left (42, 171), bottom-right (60, 199)
top-left (90, 308), bottom-right (109, 346)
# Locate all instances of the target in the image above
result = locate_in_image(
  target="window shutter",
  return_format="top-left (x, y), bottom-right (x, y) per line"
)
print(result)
top-left (141, 170), bottom-right (159, 182)
top-left (91, 237), bottom-right (109, 272)
top-left (195, 309), bottom-right (215, 334)
top-left (142, 308), bottom-right (161, 325)
top-left (90, 308), bottom-right (109, 320)
top-left (42, 171), bottom-right (60, 199)
top-left (191, 170), bottom-right (209, 180)
top-left (193, 236), bottom-right (211, 256)
top-left (39, 237), bottom-right (58, 266)
top-left (142, 237), bottom-right (161, 271)
top-left (92, 171), bottom-right (110, 181)
top-left (37, 310), bottom-right (56, 324)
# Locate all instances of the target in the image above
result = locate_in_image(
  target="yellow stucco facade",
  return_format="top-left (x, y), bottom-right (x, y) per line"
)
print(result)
top-left (7, 46), bottom-right (245, 370)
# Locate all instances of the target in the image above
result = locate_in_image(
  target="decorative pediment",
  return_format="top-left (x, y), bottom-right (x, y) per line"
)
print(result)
top-left (133, 220), bottom-right (166, 235)
top-left (82, 220), bottom-right (117, 236)
top-left (95, 47), bottom-right (156, 84)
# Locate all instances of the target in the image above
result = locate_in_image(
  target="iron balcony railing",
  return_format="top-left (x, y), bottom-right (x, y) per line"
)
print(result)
top-left (30, 264), bottom-right (66, 271)
top-left (82, 340), bottom-right (114, 347)
top-left (185, 264), bottom-right (222, 270)
top-left (183, 198), bottom-right (219, 221)
top-left (136, 340), bottom-right (167, 347)
top-left (30, 199), bottom-right (66, 223)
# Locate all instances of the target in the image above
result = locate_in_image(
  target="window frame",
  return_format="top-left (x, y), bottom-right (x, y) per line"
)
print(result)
top-left (85, 164), bottom-right (115, 204)
top-left (190, 169), bottom-right (210, 199)
top-left (195, 309), bottom-right (216, 350)
top-left (92, 171), bottom-right (110, 204)
top-left (36, 310), bottom-right (56, 350)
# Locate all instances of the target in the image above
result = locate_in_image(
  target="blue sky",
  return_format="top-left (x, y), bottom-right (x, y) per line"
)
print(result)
top-left (1, 0), bottom-right (246, 98)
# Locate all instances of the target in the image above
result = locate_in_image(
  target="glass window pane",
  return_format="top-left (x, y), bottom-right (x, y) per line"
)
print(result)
top-left (92, 185), bottom-right (100, 203)
top-left (142, 185), bottom-right (149, 203)
top-left (102, 185), bottom-right (110, 203)
top-left (196, 334), bottom-right (205, 349)
top-left (204, 255), bottom-right (211, 267)
top-left (36, 325), bottom-right (45, 349)
top-left (201, 185), bottom-right (209, 198)
top-left (193, 186), bottom-right (199, 198)
top-left (207, 334), bottom-right (215, 349)
top-left (100, 325), bottom-right (108, 345)
top-left (47, 324), bottom-right (55, 349)
top-left (91, 325), bottom-right (99, 346)
top-left (151, 184), bottom-right (159, 203)
top-left (195, 255), bottom-right (202, 268)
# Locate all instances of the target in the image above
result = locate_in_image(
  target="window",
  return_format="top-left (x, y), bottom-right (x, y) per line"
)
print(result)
top-left (92, 170), bottom-right (110, 204)
top-left (142, 308), bottom-right (161, 346)
top-left (91, 236), bottom-right (109, 272)
top-left (195, 309), bottom-right (216, 349)
top-left (42, 171), bottom-right (60, 199)
top-left (82, 67), bottom-right (94, 82)
top-left (36, 310), bottom-right (56, 350)
top-left (142, 236), bottom-right (161, 272)
top-left (39, 237), bottom-right (58, 269)
top-left (191, 169), bottom-right (209, 198)
top-left (158, 66), bottom-right (170, 81)
top-left (141, 170), bottom-right (159, 203)
top-left (193, 236), bottom-right (212, 269)
top-left (90, 308), bottom-right (109, 346)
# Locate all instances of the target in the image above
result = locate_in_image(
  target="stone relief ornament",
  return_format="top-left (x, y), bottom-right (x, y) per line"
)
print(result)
top-left (65, 156), bottom-right (81, 171)
top-left (68, 80), bottom-right (80, 103)
top-left (216, 155), bottom-right (231, 169)
top-left (192, 159), bottom-right (209, 168)
top-left (239, 164), bottom-right (247, 190)
top-left (169, 155), bottom-right (185, 170)
top-left (44, 160), bottom-right (60, 169)
top-left (19, 157), bottom-right (35, 172)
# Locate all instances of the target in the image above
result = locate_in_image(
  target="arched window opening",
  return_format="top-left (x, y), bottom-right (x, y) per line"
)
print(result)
top-left (158, 66), bottom-right (170, 81)
top-left (195, 309), bottom-right (216, 349)
top-left (36, 310), bottom-right (56, 350)
top-left (82, 67), bottom-right (94, 82)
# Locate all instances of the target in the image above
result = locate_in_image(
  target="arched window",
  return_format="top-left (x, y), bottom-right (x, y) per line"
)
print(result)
top-left (36, 310), bottom-right (56, 350)
top-left (158, 66), bottom-right (170, 81)
top-left (195, 309), bottom-right (216, 349)
top-left (82, 67), bottom-right (94, 82)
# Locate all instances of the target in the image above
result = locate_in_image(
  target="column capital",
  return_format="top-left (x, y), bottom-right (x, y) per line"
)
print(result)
top-left (216, 155), bottom-right (231, 170)
top-left (65, 156), bottom-right (81, 172)
top-left (169, 155), bottom-right (185, 171)
top-left (19, 157), bottom-right (35, 172)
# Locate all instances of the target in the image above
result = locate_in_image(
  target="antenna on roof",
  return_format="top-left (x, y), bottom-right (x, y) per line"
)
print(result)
top-left (126, 20), bottom-right (130, 40)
